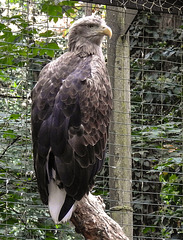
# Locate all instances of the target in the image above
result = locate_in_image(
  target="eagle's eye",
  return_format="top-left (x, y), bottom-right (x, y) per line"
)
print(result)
top-left (88, 24), bottom-right (95, 28)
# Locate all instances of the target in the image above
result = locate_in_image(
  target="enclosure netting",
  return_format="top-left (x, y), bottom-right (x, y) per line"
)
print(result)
top-left (0, 0), bottom-right (182, 240)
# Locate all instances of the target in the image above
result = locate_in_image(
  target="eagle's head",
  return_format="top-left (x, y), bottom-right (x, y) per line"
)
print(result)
top-left (68, 16), bottom-right (112, 55)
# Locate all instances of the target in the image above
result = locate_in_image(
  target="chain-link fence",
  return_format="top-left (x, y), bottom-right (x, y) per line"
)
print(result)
top-left (0, 0), bottom-right (182, 239)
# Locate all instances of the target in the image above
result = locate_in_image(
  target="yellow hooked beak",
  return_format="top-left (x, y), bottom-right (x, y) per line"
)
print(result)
top-left (101, 24), bottom-right (112, 39)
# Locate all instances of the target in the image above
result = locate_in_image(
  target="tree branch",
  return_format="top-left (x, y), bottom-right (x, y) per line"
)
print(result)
top-left (0, 136), bottom-right (21, 160)
top-left (0, 94), bottom-right (28, 99)
top-left (0, 136), bottom-right (21, 179)
top-left (71, 193), bottom-right (129, 240)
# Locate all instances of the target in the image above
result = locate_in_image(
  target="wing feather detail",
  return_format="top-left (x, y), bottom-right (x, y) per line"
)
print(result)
top-left (31, 51), bottom-right (112, 206)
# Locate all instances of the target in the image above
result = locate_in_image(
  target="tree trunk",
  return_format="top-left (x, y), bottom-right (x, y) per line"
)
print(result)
top-left (71, 193), bottom-right (129, 240)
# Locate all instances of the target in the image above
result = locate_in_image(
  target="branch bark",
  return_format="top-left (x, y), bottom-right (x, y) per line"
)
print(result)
top-left (71, 193), bottom-right (129, 240)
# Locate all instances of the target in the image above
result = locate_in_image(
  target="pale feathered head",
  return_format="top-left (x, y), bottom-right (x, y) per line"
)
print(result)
top-left (68, 16), bottom-right (112, 55)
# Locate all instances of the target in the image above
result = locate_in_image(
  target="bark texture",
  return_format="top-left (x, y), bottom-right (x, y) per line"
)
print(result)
top-left (71, 193), bottom-right (129, 240)
top-left (106, 7), bottom-right (134, 239)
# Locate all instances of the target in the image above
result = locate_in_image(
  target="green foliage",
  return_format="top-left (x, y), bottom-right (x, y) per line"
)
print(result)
top-left (41, 0), bottom-right (77, 22)
top-left (130, 12), bottom-right (183, 239)
top-left (0, 0), bottom-right (79, 74)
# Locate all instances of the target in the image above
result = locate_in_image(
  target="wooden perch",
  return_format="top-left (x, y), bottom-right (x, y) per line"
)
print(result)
top-left (71, 193), bottom-right (129, 240)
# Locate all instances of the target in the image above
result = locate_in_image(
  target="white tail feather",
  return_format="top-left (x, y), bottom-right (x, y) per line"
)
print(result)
top-left (48, 179), bottom-right (75, 224)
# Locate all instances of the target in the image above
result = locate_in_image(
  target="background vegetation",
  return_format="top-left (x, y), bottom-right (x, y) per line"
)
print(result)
top-left (0, 0), bottom-right (182, 239)
top-left (130, 12), bottom-right (183, 239)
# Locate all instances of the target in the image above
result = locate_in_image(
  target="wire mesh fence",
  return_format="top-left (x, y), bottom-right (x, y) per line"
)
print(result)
top-left (0, 0), bottom-right (182, 239)
top-left (129, 10), bottom-right (183, 239)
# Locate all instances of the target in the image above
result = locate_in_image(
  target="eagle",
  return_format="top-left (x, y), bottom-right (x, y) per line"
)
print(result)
top-left (31, 15), bottom-right (112, 224)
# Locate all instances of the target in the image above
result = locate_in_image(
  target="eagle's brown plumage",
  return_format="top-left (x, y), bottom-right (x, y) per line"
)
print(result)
top-left (31, 15), bottom-right (112, 223)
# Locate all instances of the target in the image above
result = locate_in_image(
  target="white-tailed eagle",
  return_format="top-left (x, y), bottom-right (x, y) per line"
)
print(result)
top-left (31, 15), bottom-right (112, 224)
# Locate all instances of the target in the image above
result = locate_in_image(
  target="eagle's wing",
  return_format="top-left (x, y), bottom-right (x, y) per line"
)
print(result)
top-left (31, 52), bottom-right (112, 218)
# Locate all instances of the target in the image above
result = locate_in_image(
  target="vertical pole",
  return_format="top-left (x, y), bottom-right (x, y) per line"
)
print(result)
top-left (85, 3), bottom-right (92, 16)
top-left (106, 7), bottom-right (133, 240)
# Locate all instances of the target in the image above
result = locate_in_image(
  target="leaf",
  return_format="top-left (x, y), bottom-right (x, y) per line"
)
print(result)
top-left (45, 42), bottom-right (60, 50)
top-left (43, 42), bottom-right (60, 57)
top-left (3, 130), bottom-right (17, 139)
top-left (39, 30), bottom-right (55, 38)
top-left (9, 114), bottom-right (21, 120)
top-left (0, 23), bottom-right (6, 31)
top-left (41, 4), bottom-right (63, 22)
top-left (143, 226), bottom-right (155, 234)
top-left (143, 161), bottom-right (150, 167)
